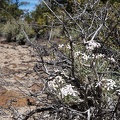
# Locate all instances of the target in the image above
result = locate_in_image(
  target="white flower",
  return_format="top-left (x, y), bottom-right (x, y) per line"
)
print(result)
top-left (55, 76), bottom-right (64, 84)
top-left (85, 40), bottom-right (101, 50)
top-left (58, 44), bottom-right (64, 48)
top-left (108, 57), bottom-right (116, 62)
top-left (102, 78), bottom-right (117, 91)
top-left (66, 44), bottom-right (71, 49)
top-left (74, 51), bottom-right (81, 58)
top-left (54, 68), bottom-right (60, 72)
top-left (48, 76), bottom-right (64, 90)
top-left (74, 52), bottom-right (89, 60)
top-left (82, 53), bottom-right (89, 60)
top-left (48, 80), bottom-right (58, 90)
top-left (96, 54), bottom-right (105, 58)
top-left (95, 81), bottom-right (102, 87)
top-left (60, 84), bottom-right (78, 98)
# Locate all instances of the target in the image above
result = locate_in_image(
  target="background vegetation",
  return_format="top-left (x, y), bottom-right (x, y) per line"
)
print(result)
top-left (0, 0), bottom-right (120, 119)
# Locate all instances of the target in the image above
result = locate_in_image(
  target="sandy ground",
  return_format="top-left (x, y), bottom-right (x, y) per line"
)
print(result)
top-left (0, 38), bottom-right (45, 120)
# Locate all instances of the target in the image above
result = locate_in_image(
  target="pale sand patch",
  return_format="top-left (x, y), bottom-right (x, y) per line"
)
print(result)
top-left (0, 41), bottom-right (43, 119)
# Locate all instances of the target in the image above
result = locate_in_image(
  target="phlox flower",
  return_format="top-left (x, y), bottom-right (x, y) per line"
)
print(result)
top-left (82, 53), bottom-right (89, 60)
top-left (95, 81), bottom-right (102, 87)
top-left (48, 76), bottom-right (65, 90)
top-left (85, 40), bottom-right (101, 50)
top-left (108, 57), bottom-right (116, 62)
top-left (95, 53), bottom-right (105, 58)
top-left (102, 78), bottom-right (117, 91)
top-left (58, 44), bottom-right (64, 48)
top-left (66, 44), bottom-right (71, 49)
top-left (60, 84), bottom-right (78, 98)
top-left (48, 79), bottom-right (58, 90)
top-left (74, 52), bottom-right (89, 60)
top-left (55, 76), bottom-right (64, 84)
top-left (74, 51), bottom-right (81, 58)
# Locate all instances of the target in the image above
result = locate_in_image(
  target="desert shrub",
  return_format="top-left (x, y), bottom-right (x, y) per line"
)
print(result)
top-left (7, 0), bottom-right (119, 120)
top-left (1, 19), bottom-right (35, 44)
top-left (1, 20), bottom-right (18, 42)
top-left (30, 0), bottom-right (120, 120)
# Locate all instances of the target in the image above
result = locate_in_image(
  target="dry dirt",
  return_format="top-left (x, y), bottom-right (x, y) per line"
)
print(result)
top-left (0, 37), bottom-right (45, 120)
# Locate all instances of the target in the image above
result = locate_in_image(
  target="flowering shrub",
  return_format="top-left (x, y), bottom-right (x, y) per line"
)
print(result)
top-left (34, 0), bottom-right (120, 120)
top-left (48, 75), bottom-right (81, 104)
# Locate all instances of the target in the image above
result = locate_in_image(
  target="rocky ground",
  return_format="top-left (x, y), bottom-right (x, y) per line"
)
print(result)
top-left (0, 37), bottom-right (46, 120)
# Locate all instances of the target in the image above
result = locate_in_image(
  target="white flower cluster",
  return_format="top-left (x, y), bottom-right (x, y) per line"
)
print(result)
top-left (48, 76), bottom-right (64, 90)
top-left (48, 75), bottom-right (79, 102)
top-left (92, 53), bottom-right (105, 58)
top-left (102, 78), bottom-right (117, 91)
top-left (74, 51), bottom-right (81, 58)
top-left (58, 44), bottom-right (64, 48)
top-left (58, 44), bottom-right (71, 49)
top-left (55, 76), bottom-right (64, 84)
top-left (85, 40), bottom-right (101, 50)
top-left (108, 57), bottom-right (116, 62)
top-left (74, 51), bottom-right (89, 60)
top-left (60, 84), bottom-right (78, 98)
top-left (82, 53), bottom-right (89, 60)
top-left (48, 79), bottom-right (58, 90)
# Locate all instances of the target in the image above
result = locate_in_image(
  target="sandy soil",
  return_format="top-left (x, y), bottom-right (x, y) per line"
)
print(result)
top-left (0, 37), bottom-right (45, 120)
